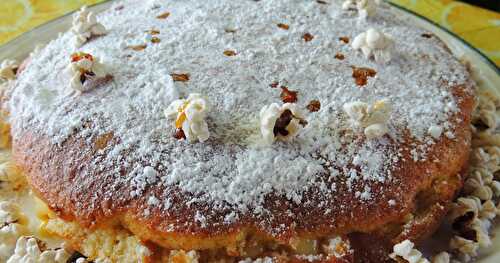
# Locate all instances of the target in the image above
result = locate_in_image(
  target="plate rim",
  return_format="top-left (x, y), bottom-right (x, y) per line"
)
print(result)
top-left (0, 0), bottom-right (113, 52)
top-left (388, 2), bottom-right (500, 75)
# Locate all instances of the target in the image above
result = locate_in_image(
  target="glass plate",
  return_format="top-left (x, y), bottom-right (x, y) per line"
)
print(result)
top-left (0, 1), bottom-right (498, 261)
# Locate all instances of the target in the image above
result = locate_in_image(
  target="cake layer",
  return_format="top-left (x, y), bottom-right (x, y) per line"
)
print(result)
top-left (4, 0), bottom-right (475, 261)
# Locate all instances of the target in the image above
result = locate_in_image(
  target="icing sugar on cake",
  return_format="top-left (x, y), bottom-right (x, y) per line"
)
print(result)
top-left (6, 0), bottom-right (473, 228)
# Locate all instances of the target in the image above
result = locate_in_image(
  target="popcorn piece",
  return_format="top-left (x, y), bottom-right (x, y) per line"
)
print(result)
top-left (471, 147), bottom-right (500, 173)
top-left (259, 103), bottom-right (307, 145)
top-left (438, 72), bottom-right (500, 263)
top-left (445, 131), bottom-right (455, 140)
top-left (470, 218), bottom-right (492, 247)
top-left (67, 52), bottom-right (111, 94)
top-left (343, 99), bottom-right (392, 139)
top-left (39, 248), bottom-right (71, 263)
top-left (0, 161), bottom-right (27, 189)
top-left (428, 125), bottom-right (443, 139)
top-left (0, 202), bottom-right (27, 262)
top-left (164, 93), bottom-right (210, 143)
top-left (490, 180), bottom-right (500, 197)
top-left (323, 236), bottom-right (352, 258)
top-left (471, 148), bottom-right (492, 170)
top-left (432, 252), bottom-right (450, 263)
top-left (472, 94), bottom-right (497, 133)
top-left (0, 202), bottom-right (21, 227)
top-left (390, 240), bottom-right (430, 263)
top-left (343, 102), bottom-right (367, 125)
top-left (352, 28), bottom-right (394, 63)
top-left (479, 200), bottom-right (497, 219)
top-left (7, 237), bottom-right (41, 263)
top-left (7, 236), bottom-right (71, 263)
top-left (0, 60), bottom-right (19, 81)
top-left (71, 6), bottom-right (107, 47)
top-left (448, 196), bottom-right (495, 256)
top-left (450, 236), bottom-right (479, 259)
top-left (464, 165), bottom-right (500, 201)
top-left (448, 196), bottom-right (482, 222)
top-left (342, 0), bottom-right (380, 18)
top-left (463, 171), bottom-right (493, 201)
top-left (364, 123), bottom-right (388, 140)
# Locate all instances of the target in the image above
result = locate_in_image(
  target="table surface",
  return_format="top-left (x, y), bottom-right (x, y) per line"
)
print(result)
top-left (0, 0), bottom-right (499, 67)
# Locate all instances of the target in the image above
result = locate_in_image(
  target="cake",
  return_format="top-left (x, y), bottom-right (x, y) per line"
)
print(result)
top-left (0, 0), bottom-right (481, 262)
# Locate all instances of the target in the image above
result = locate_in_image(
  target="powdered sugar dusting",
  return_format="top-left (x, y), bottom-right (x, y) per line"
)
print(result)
top-left (6, 0), bottom-right (472, 229)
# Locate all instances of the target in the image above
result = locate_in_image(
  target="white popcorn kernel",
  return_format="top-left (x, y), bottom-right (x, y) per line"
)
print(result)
top-left (449, 196), bottom-right (481, 222)
top-left (323, 236), bottom-right (352, 257)
top-left (450, 236), bottom-right (479, 258)
top-left (432, 252), bottom-right (450, 263)
top-left (490, 180), bottom-right (500, 197)
top-left (0, 201), bottom-right (28, 262)
top-left (428, 125), bottom-right (443, 139)
top-left (390, 240), bottom-right (430, 263)
top-left (165, 93), bottom-right (210, 143)
top-left (352, 28), bottom-right (393, 63)
top-left (356, 0), bottom-right (377, 18)
top-left (477, 199), bottom-right (497, 220)
top-left (471, 218), bottom-right (492, 247)
top-left (259, 103), bottom-right (306, 145)
top-left (342, 0), bottom-right (379, 18)
top-left (7, 236), bottom-right (71, 263)
top-left (464, 172), bottom-right (493, 201)
top-left (39, 249), bottom-right (71, 263)
top-left (364, 123), bottom-right (388, 139)
top-left (71, 6), bottom-right (107, 47)
top-left (67, 52), bottom-right (110, 94)
top-left (445, 131), bottom-right (455, 139)
top-left (0, 202), bottom-right (19, 225)
top-left (392, 240), bottom-right (413, 257)
top-left (0, 60), bottom-right (19, 81)
top-left (7, 236), bottom-right (41, 263)
top-left (343, 101), bottom-right (368, 124)
top-left (342, 0), bottom-right (353, 10)
top-left (343, 99), bottom-right (392, 139)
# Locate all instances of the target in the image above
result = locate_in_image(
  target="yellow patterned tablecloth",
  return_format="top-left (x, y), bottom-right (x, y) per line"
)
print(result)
top-left (0, 0), bottom-right (499, 67)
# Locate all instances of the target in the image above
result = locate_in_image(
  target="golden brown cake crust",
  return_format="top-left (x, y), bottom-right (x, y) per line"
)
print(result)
top-left (5, 0), bottom-right (478, 261)
top-left (12, 85), bottom-right (473, 257)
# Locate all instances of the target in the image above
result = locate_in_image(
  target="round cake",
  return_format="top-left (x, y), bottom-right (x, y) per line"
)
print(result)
top-left (2, 0), bottom-right (476, 262)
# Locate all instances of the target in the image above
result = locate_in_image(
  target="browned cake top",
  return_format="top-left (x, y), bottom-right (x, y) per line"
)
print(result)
top-left (6, 0), bottom-right (474, 244)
